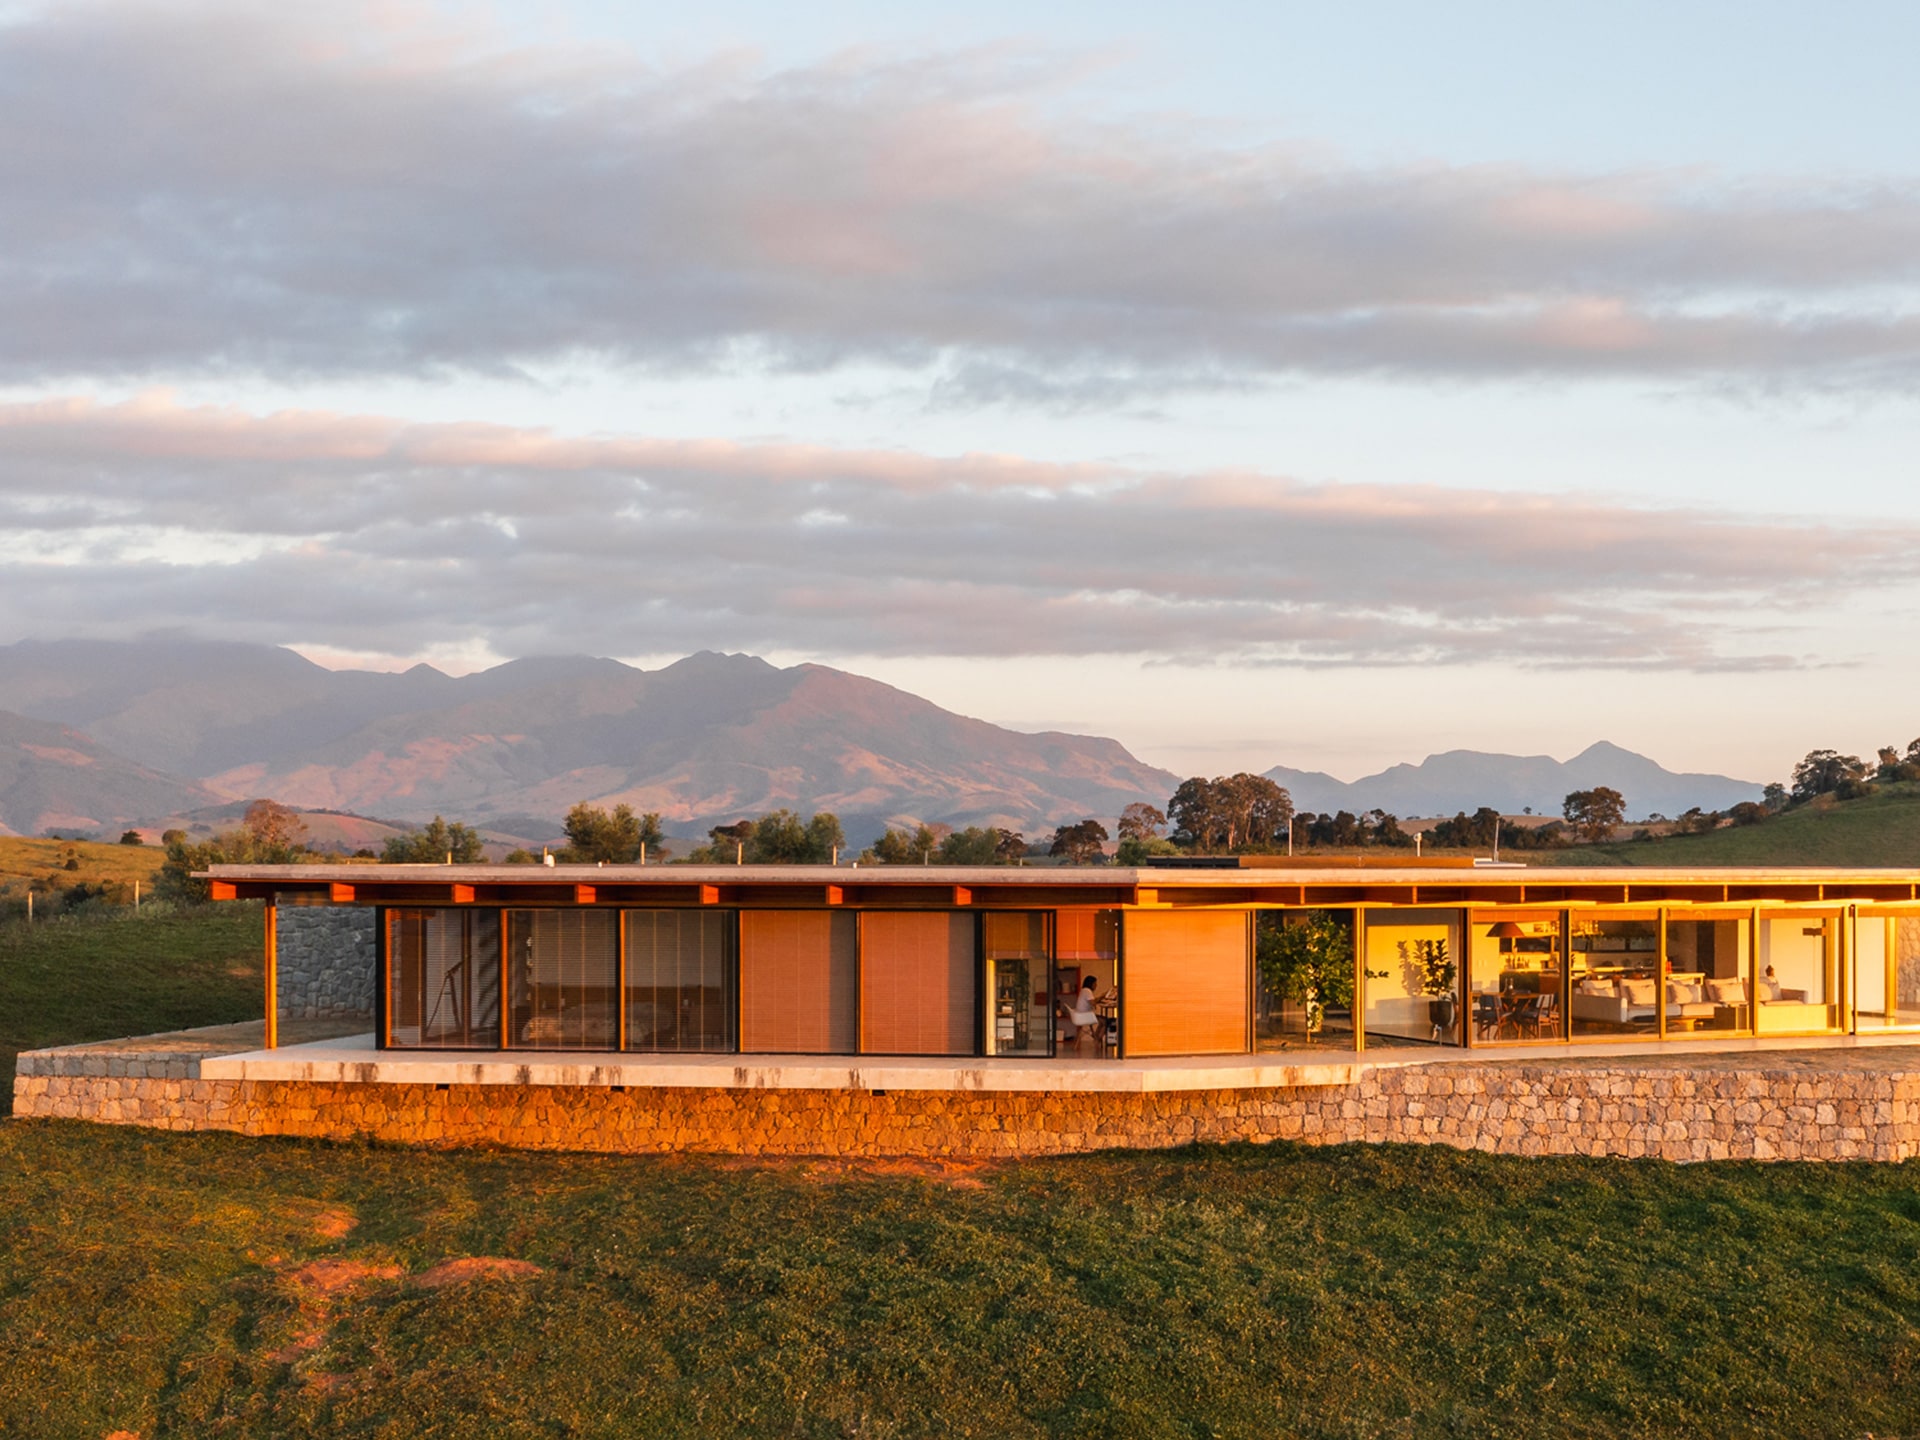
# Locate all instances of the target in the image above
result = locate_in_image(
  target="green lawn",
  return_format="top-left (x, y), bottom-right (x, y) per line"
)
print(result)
top-left (6, 1122), bottom-right (1920, 1439)
top-left (1533, 786), bottom-right (1920, 867)
top-left (0, 905), bottom-right (264, 1115)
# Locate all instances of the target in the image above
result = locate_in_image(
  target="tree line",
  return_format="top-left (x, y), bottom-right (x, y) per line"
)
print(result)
top-left (167, 735), bottom-right (1912, 898)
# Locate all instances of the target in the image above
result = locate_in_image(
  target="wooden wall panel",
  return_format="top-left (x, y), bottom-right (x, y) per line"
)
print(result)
top-left (740, 911), bottom-right (857, 1053)
top-left (1124, 911), bottom-right (1251, 1057)
top-left (860, 912), bottom-right (977, 1055)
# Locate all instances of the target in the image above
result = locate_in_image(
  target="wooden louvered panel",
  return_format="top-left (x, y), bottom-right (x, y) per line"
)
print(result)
top-left (1056, 909), bottom-right (1118, 960)
top-left (739, 911), bottom-right (857, 1053)
top-left (1123, 911), bottom-right (1250, 1057)
top-left (860, 912), bottom-right (976, 1055)
top-left (982, 910), bottom-right (1047, 958)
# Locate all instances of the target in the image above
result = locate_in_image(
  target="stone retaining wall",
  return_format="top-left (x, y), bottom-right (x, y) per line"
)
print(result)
top-left (276, 903), bottom-right (376, 1023)
top-left (17, 1057), bottom-right (1920, 1162)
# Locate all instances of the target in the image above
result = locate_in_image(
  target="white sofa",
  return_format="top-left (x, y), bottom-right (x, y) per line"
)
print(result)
top-left (1570, 976), bottom-right (1724, 1029)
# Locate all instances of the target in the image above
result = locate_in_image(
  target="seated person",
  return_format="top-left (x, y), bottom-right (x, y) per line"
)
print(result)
top-left (1058, 975), bottom-right (1102, 1049)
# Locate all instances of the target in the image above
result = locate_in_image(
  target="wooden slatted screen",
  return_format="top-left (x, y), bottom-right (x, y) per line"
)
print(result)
top-left (1123, 911), bottom-right (1251, 1057)
top-left (858, 912), bottom-right (977, 1055)
top-left (739, 910), bottom-right (857, 1053)
top-left (1056, 909), bottom-right (1118, 961)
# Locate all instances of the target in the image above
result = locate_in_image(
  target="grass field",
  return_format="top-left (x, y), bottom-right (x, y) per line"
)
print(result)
top-left (8, 1121), bottom-right (1920, 1439)
top-left (0, 905), bottom-right (263, 1115)
top-left (1535, 786), bottom-right (1920, 868)
top-left (0, 833), bottom-right (168, 904)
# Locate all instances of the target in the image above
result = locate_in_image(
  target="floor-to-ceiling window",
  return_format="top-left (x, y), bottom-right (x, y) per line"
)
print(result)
top-left (625, 909), bottom-right (735, 1052)
top-left (983, 912), bottom-right (1052, 1056)
top-left (1055, 910), bottom-right (1120, 1056)
top-left (385, 907), bottom-right (500, 1049)
top-left (1469, 911), bottom-right (1563, 1044)
top-left (1664, 912), bottom-right (1753, 1037)
top-left (1362, 909), bottom-right (1463, 1047)
top-left (1855, 910), bottom-right (1920, 1030)
top-left (1254, 910), bottom-right (1356, 1051)
top-left (508, 909), bottom-right (619, 1049)
top-left (1568, 912), bottom-right (1660, 1039)
top-left (1756, 912), bottom-right (1841, 1033)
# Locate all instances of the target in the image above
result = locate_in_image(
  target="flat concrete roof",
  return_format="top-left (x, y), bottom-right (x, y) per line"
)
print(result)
top-left (202, 860), bottom-right (1920, 909)
top-left (206, 862), bottom-right (1920, 885)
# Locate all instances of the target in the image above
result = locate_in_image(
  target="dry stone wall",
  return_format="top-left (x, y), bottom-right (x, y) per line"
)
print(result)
top-left (275, 903), bottom-right (375, 1023)
top-left (17, 1055), bottom-right (1920, 1163)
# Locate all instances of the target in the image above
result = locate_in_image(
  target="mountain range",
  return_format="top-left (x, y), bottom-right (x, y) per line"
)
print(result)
top-left (0, 639), bottom-right (1174, 841)
top-left (1266, 741), bottom-right (1762, 821)
top-left (0, 638), bottom-right (1762, 841)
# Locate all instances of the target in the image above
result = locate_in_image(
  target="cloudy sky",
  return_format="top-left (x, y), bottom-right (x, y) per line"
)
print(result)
top-left (5, 0), bottom-right (1920, 783)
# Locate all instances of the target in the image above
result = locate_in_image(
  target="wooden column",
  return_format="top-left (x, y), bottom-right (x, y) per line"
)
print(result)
top-left (263, 901), bottom-right (279, 1050)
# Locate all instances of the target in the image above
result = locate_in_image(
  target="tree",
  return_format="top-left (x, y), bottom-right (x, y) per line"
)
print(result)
top-left (1048, 819), bottom-right (1109, 864)
top-left (935, 826), bottom-right (1025, 866)
top-left (158, 822), bottom-right (317, 903)
top-left (1762, 783), bottom-right (1789, 813)
top-left (1791, 750), bottom-right (1869, 803)
top-left (118, 830), bottom-right (143, 846)
top-left (1166, 774), bottom-right (1292, 852)
top-left (1167, 777), bottom-right (1224, 851)
top-left (866, 824), bottom-right (940, 864)
top-left (740, 809), bottom-right (844, 864)
top-left (1116, 803), bottom-right (1166, 844)
top-left (382, 815), bottom-right (486, 864)
top-left (243, 798), bottom-right (307, 850)
top-left (560, 803), bottom-right (665, 863)
top-left (1256, 911), bottom-right (1358, 1036)
top-left (1562, 787), bottom-right (1627, 845)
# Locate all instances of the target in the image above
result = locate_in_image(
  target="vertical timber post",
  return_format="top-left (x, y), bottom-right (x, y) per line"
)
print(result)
top-left (1352, 908), bottom-right (1366, 1054)
top-left (263, 900), bottom-right (279, 1050)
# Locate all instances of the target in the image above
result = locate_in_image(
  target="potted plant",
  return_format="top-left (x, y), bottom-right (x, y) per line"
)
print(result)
top-left (1414, 937), bottom-right (1457, 1040)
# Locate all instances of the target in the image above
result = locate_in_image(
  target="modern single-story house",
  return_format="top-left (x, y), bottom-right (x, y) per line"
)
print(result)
top-left (21, 857), bottom-right (1920, 1162)
top-left (208, 857), bottom-right (1920, 1059)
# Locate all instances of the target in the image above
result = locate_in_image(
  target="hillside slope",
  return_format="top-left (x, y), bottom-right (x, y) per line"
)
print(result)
top-left (0, 711), bottom-right (218, 836)
top-left (1538, 787), bottom-right (1920, 868)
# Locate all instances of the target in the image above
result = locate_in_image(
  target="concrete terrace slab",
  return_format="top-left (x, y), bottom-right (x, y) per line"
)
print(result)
top-left (200, 1034), bottom-right (1378, 1092)
top-left (190, 1030), bottom-right (1920, 1092)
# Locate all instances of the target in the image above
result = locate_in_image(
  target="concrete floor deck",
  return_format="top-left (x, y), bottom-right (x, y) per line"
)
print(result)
top-left (176, 1028), bottom-right (1920, 1093)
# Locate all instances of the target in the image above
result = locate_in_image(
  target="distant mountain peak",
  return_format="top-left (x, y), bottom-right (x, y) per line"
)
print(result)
top-left (1266, 741), bottom-right (1759, 819)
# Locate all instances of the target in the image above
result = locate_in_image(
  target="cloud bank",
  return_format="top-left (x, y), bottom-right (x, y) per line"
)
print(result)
top-left (0, 394), bottom-right (1911, 669)
top-left (3, 2), bottom-right (1920, 398)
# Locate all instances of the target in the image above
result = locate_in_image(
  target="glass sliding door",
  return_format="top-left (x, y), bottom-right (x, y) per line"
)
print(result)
top-left (1568, 912), bottom-right (1660, 1039)
top-left (1855, 911), bottom-right (1920, 1030)
top-left (1756, 912), bottom-right (1841, 1033)
top-left (1664, 912), bottom-right (1753, 1036)
top-left (983, 911), bottom-right (1051, 1056)
top-left (1254, 910), bottom-right (1356, 1051)
top-left (385, 907), bottom-right (501, 1049)
top-left (1362, 909), bottom-right (1462, 1047)
top-left (625, 910), bottom-right (735, 1052)
top-left (1469, 911), bottom-right (1563, 1043)
top-left (1055, 910), bottom-right (1120, 1056)
top-left (508, 909), bottom-right (619, 1049)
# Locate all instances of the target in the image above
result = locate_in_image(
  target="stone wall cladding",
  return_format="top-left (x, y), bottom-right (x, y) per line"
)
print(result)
top-left (276, 903), bottom-right (375, 1023)
top-left (17, 1061), bottom-right (1920, 1162)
